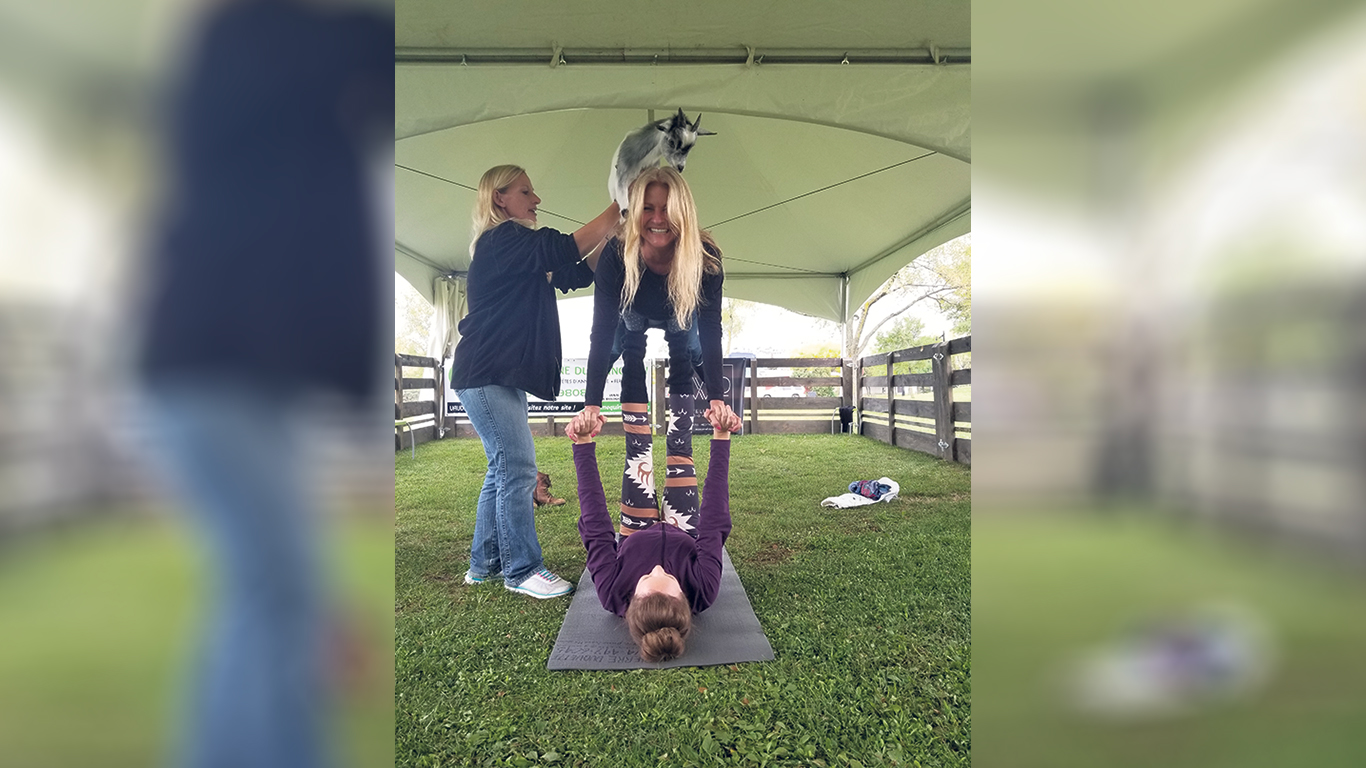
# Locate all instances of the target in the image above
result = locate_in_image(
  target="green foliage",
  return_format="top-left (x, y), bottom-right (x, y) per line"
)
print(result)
top-left (791, 343), bottom-right (842, 397)
top-left (397, 434), bottom-right (971, 767)
top-left (395, 273), bottom-right (435, 357)
top-left (873, 317), bottom-right (938, 376)
top-left (720, 299), bottom-right (756, 356)
top-left (939, 239), bottom-right (970, 334)
top-left (847, 234), bottom-right (970, 363)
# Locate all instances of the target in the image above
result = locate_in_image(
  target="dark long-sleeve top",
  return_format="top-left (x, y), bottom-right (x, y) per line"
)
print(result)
top-left (575, 440), bottom-right (732, 616)
top-left (584, 238), bottom-right (724, 406)
top-left (450, 221), bottom-right (594, 401)
top-left (140, 0), bottom-right (393, 398)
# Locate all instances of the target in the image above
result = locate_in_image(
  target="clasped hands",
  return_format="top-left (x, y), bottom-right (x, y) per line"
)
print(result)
top-left (567, 401), bottom-right (740, 443)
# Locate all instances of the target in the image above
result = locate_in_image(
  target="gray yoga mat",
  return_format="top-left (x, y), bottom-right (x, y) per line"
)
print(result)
top-left (547, 547), bottom-right (775, 670)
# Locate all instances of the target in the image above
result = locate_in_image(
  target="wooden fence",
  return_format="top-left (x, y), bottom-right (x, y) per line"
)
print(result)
top-left (396, 335), bottom-right (971, 465)
top-left (737, 357), bottom-right (851, 435)
top-left (394, 353), bottom-right (442, 452)
top-left (856, 336), bottom-right (971, 464)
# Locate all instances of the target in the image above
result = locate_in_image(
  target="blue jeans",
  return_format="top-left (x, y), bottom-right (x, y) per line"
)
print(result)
top-left (611, 310), bottom-right (703, 403)
top-left (143, 380), bottom-right (326, 768)
top-left (456, 385), bottom-right (544, 585)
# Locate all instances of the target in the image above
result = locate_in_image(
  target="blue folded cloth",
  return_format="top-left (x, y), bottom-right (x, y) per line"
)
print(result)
top-left (848, 479), bottom-right (893, 501)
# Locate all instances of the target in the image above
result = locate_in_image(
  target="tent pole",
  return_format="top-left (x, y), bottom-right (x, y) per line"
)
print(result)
top-left (396, 47), bottom-right (970, 66)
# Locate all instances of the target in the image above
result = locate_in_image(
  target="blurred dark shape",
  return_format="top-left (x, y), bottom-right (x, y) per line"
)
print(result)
top-left (1067, 602), bottom-right (1273, 719)
top-left (839, 404), bottom-right (854, 433)
top-left (1092, 318), bottom-right (1156, 502)
top-left (136, 1), bottom-right (392, 767)
top-left (141, 0), bottom-right (392, 397)
top-left (1174, 282), bottom-right (1366, 559)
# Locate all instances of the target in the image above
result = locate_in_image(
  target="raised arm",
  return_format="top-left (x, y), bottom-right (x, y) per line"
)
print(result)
top-left (688, 428), bottom-right (734, 611)
top-left (583, 241), bottom-right (625, 411)
top-left (572, 425), bottom-right (618, 581)
top-left (572, 203), bottom-right (622, 256)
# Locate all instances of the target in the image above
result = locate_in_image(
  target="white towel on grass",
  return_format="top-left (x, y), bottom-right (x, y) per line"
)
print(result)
top-left (821, 477), bottom-right (900, 508)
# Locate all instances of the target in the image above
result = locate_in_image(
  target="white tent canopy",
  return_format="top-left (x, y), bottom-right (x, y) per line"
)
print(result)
top-left (395, 0), bottom-right (971, 325)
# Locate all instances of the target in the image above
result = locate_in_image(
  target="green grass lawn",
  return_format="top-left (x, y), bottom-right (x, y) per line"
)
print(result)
top-left (396, 433), bottom-right (971, 768)
top-left (0, 513), bottom-right (394, 768)
top-left (973, 511), bottom-right (1366, 768)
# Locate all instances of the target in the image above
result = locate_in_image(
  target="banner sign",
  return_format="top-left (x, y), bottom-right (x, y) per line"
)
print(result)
top-left (447, 359), bottom-right (623, 415)
top-left (677, 357), bottom-right (750, 436)
top-left (447, 356), bottom-right (747, 436)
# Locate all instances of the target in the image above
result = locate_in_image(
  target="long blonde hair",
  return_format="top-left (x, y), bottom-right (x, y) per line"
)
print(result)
top-left (469, 164), bottom-right (534, 257)
top-left (620, 167), bottom-right (722, 327)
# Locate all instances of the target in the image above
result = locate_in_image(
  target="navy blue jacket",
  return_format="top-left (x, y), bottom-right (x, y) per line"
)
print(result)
top-left (450, 222), bottom-right (594, 401)
top-left (140, 0), bottom-right (393, 398)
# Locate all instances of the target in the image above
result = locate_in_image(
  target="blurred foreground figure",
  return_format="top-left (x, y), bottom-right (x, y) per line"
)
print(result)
top-left (1068, 602), bottom-right (1273, 719)
top-left (137, 1), bottom-right (392, 767)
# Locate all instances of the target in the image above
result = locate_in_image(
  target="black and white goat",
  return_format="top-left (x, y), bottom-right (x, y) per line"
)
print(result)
top-left (608, 108), bottom-right (716, 214)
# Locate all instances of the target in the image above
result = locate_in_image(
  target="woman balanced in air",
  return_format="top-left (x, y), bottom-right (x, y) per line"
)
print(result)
top-left (578, 167), bottom-right (726, 542)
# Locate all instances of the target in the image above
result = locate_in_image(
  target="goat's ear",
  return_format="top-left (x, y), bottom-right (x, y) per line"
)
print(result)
top-left (692, 113), bottom-right (717, 136)
top-left (656, 121), bottom-right (670, 132)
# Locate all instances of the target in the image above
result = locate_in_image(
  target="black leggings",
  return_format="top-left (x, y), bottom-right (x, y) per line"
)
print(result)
top-left (618, 324), bottom-right (699, 403)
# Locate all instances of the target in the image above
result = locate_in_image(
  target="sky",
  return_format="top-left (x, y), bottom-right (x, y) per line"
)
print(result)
top-left (396, 272), bottom-right (961, 363)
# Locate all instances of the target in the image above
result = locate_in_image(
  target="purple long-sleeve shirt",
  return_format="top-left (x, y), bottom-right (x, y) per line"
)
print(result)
top-left (575, 440), bottom-right (732, 616)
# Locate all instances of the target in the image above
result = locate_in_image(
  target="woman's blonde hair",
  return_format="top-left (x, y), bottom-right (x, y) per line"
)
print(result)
top-left (625, 591), bottom-right (692, 663)
top-left (469, 164), bottom-right (534, 257)
top-left (620, 167), bottom-right (722, 328)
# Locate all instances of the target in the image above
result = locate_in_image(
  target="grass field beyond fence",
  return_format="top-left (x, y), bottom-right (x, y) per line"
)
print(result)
top-left (396, 433), bottom-right (971, 768)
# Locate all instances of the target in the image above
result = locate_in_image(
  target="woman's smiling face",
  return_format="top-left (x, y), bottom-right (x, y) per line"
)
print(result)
top-left (639, 182), bottom-right (677, 254)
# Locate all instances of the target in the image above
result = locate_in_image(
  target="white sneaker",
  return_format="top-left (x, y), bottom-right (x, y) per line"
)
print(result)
top-left (463, 570), bottom-right (501, 585)
top-left (505, 567), bottom-right (574, 599)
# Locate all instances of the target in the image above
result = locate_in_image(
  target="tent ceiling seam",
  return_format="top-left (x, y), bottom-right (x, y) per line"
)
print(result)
top-left (846, 199), bottom-right (971, 277)
top-left (723, 256), bottom-right (829, 275)
top-left (395, 163), bottom-right (587, 226)
top-left (726, 272), bottom-right (843, 279)
top-left (396, 163), bottom-right (476, 192)
top-left (396, 47), bottom-right (970, 66)
top-left (704, 151), bottom-right (936, 230)
top-left (395, 241), bottom-right (449, 273)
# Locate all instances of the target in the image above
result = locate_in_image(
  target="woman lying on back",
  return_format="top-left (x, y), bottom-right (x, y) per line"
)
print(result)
top-left (567, 402), bottom-right (742, 662)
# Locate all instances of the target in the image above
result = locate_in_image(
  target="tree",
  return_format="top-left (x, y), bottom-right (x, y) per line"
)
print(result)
top-left (393, 278), bottom-right (436, 403)
top-left (873, 316), bottom-right (938, 375)
top-left (873, 315), bottom-right (930, 354)
top-left (940, 239), bottom-right (972, 369)
top-left (720, 298), bottom-right (755, 355)
top-left (842, 234), bottom-right (971, 365)
top-left (792, 342), bottom-right (843, 397)
top-left (394, 274), bottom-right (434, 357)
top-left (941, 242), bottom-right (971, 334)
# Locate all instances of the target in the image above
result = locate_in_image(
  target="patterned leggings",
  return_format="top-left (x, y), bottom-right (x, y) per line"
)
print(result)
top-left (617, 394), bottom-right (699, 539)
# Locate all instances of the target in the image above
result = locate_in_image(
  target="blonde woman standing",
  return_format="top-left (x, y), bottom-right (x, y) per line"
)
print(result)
top-left (577, 167), bottom-right (728, 540)
top-left (450, 165), bottom-right (619, 598)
